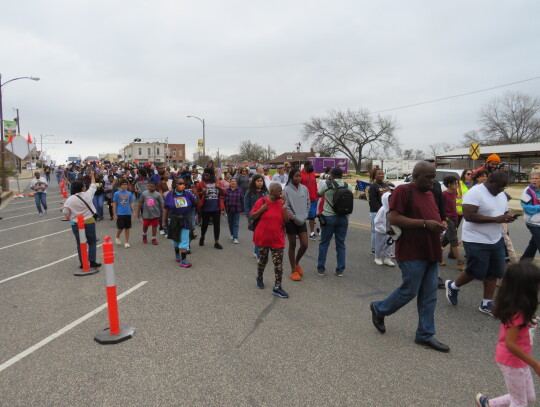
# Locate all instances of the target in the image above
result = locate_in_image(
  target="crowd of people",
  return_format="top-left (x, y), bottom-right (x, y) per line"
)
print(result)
top-left (57, 159), bottom-right (354, 299)
top-left (23, 153), bottom-right (540, 406)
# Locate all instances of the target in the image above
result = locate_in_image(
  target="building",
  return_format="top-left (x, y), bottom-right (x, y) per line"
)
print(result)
top-left (269, 148), bottom-right (316, 168)
top-left (99, 153), bottom-right (121, 163)
top-left (120, 142), bottom-right (186, 166)
top-left (166, 143), bottom-right (186, 166)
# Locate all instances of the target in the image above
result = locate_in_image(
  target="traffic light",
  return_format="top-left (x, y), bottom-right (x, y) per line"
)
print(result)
top-left (134, 138), bottom-right (142, 142)
top-left (65, 140), bottom-right (72, 144)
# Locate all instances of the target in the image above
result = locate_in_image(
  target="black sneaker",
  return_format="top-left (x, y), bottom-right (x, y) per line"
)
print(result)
top-left (90, 261), bottom-right (102, 268)
top-left (272, 286), bottom-right (289, 298)
top-left (309, 232), bottom-right (317, 240)
top-left (335, 270), bottom-right (344, 277)
top-left (256, 276), bottom-right (264, 289)
top-left (199, 237), bottom-right (205, 246)
top-left (445, 280), bottom-right (459, 306)
top-left (479, 301), bottom-right (494, 316)
top-left (448, 250), bottom-right (456, 259)
top-left (214, 243), bottom-right (223, 249)
top-left (316, 269), bottom-right (325, 276)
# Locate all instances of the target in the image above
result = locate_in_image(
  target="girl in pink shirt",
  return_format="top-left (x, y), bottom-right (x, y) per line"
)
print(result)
top-left (476, 263), bottom-right (540, 406)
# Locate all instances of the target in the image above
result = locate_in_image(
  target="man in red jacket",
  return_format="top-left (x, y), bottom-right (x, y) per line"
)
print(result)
top-left (301, 161), bottom-right (319, 240)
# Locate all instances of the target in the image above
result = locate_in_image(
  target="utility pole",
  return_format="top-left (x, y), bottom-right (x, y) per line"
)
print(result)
top-left (14, 108), bottom-right (21, 173)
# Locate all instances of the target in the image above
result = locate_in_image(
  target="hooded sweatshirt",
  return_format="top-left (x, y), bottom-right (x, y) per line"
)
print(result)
top-left (283, 182), bottom-right (310, 226)
top-left (374, 191), bottom-right (391, 234)
top-left (521, 184), bottom-right (540, 226)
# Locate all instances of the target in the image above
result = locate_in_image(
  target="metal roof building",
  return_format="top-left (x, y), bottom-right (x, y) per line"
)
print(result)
top-left (437, 142), bottom-right (540, 160)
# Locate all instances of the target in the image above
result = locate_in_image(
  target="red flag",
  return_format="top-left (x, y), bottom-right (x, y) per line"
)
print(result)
top-left (7, 134), bottom-right (13, 143)
top-left (27, 132), bottom-right (32, 143)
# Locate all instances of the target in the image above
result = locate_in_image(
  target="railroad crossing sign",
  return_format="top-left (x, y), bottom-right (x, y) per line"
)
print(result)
top-left (469, 142), bottom-right (480, 160)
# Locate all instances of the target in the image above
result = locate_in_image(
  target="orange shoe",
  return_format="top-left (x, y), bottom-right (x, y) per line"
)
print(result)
top-left (290, 271), bottom-right (302, 281)
top-left (295, 265), bottom-right (304, 276)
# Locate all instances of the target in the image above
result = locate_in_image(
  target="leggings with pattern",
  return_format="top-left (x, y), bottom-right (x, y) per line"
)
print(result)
top-left (257, 247), bottom-right (283, 286)
top-left (489, 363), bottom-right (536, 407)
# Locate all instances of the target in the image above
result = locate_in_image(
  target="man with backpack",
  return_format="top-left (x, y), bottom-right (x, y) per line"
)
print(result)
top-left (316, 167), bottom-right (354, 277)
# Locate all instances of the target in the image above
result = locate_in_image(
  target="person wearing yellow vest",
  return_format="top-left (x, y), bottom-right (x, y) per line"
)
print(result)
top-left (456, 169), bottom-right (472, 224)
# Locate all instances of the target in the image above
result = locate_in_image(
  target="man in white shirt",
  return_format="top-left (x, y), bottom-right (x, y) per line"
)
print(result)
top-left (263, 167), bottom-right (272, 190)
top-left (272, 165), bottom-right (288, 186)
top-left (62, 170), bottom-right (101, 269)
top-left (30, 171), bottom-right (49, 216)
top-left (445, 171), bottom-right (515, 316)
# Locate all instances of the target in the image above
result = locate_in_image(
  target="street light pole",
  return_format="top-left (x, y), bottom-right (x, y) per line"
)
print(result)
top-left (0, 74), bottom-right (40, 191)
top-left (187, 115), bottom-right (205, 164)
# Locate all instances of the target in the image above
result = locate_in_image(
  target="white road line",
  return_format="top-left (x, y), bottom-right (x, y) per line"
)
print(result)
top-left (0, 216), bottom-right (64, 232)
top-left (1, 200), bottom-right (64, 212)
top-left (0, 243), bottom-right (104, 285)
top-left (0, 281), bottom-right (148, 373)
top-left (1, 212), bottom-right (44, 220)
top-left (0, 229), bottom-right (71, 250)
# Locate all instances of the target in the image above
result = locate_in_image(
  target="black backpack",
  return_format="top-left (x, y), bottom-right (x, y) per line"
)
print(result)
top-left (326, 180), bottom-right (354, 215)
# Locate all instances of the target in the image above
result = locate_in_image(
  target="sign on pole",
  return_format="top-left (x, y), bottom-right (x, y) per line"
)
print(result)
top-left (469, 142), bottom-right (480, 160)
top-left (198, 139), bottom-right (204, 150)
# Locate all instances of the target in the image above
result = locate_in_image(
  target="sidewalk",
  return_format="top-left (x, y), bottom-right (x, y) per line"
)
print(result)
top-left (0, 170), bottom-right (37, 209)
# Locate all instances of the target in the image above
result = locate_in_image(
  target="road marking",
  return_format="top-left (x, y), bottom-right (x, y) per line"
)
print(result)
top-left (1, 199), bottom-right (64, 212)
top-left (0, 216), bottom-right (64, 232)
top-left (349, 221), bottom-right (371, 227)
top-left (1, 212), bottom-right (48, 220)
top-left (0, 242), bottom-right (104, 284)
top-left (0, 229), bottom-right (71, 250)
top-left (0, 281), bottom-right (148, 373)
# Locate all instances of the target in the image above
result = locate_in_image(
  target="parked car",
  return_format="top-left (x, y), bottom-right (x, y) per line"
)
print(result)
top-left (391, 169), bottom-right (464, 192)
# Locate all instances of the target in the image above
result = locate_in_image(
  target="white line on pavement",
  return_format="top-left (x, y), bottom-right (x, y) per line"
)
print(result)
top-left (0, 243), bottom-right (104, 285)
top-left (0, 281), bottom-right (148, 373)
top-left (0, 229), bottom-right (71, 250)
top-left (0, 216), bottom-right (64, 232)
top-left (1, 200), bottom-right (64, 212)
top-left (1, 212), bottom-right (46, 220)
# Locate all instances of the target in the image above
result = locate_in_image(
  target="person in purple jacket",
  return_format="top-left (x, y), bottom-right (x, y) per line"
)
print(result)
top-left (163, 177), bottom-right (198, 268)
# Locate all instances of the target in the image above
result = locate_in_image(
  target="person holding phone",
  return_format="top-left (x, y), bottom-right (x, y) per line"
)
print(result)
top-left (445, 171), bottom-right (515, 316)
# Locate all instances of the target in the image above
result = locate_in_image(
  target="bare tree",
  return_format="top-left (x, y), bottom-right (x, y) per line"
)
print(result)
top-left (463, 92), bottom-right (540, 146)
top-left (413, 149), bottom-right (425, 160)
top-left (237, 140), bottom-right (266, 162)
top-left (402, 149), bottom-right (414, 160)
top-left (427, 142), bottom-right (455, 158)
top-left (302, 109), bottom-right (399, 174)
top-left (261, 145), bottom-right (277, 163)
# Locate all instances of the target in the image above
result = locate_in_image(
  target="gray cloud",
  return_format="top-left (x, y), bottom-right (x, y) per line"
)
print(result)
top-left (2, 0), bottom-right (539, 162)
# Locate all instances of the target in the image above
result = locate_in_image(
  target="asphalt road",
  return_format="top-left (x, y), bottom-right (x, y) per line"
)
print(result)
top-left (1, 179), bottom-right (539, 406)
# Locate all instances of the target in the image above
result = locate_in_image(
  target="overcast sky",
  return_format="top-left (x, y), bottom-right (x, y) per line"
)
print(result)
top-left (2, 0), bottom-right (539, 163)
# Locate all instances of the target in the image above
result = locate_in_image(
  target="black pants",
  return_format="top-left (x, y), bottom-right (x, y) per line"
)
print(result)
top-left (201, 211), bottom-right (221, 241)
top-left (105, 197), bottom-right (113, 218)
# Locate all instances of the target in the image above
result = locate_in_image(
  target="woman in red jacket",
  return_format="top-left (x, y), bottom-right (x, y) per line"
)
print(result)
top-left (250, 182), bottom-right (290, 298)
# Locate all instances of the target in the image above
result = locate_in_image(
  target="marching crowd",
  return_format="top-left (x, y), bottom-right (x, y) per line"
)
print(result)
top-left (18, 153), bottom-right (540, 406)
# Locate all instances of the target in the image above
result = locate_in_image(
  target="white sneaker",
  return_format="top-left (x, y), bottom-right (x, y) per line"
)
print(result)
top-left (39, 212), bottom-right (43, 217)
top-left (115, 238), bottom-right (122, 245)
top-left (159, 230), bottom-right (165, 235)
top-left (383, 258), bottom-right (395, 267)
top-left (124, 243), bottom-right (130, 248)
top-left (44, 210), bottom-right (47, 214)
top-left (233, 238), bottom-right (239, 244)
top-left (309, 232), bottom-right (317, 240)
top-left (374, 258), bottom-right (383, 266)
top-left (230, 235), bottom-right (234, 241)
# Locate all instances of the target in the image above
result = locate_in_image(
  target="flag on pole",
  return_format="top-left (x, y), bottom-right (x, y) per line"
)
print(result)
top-left (7, 134), bottom-right (13, 142)
top-left (27, 132), bottom-right (32, 143)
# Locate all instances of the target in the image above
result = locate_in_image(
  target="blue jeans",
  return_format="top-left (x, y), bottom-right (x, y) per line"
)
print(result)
top-left (92, 194), bottom-right (104, 219)
top-left (35, 192), bottom-right (48, 213)
top-left (370, 212), bottom-right (377, 252)
top-left (317, 215), bottom-right (348, 272)
top-left (373, 260), bottom-right (438, 341)
top-left (226, 211), bottom-right (240, 239)
top-left (522, 224), bottom-right (540, 260)
top-left (71, 222), bottom-right (97, 263)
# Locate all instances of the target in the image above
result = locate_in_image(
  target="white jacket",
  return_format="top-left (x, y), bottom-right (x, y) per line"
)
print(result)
top-left (374, 192), bottom-right (391, 234)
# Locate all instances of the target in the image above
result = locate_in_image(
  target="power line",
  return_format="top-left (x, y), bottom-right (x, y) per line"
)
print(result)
top-left (205, 75), bottom-right (540, 129)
